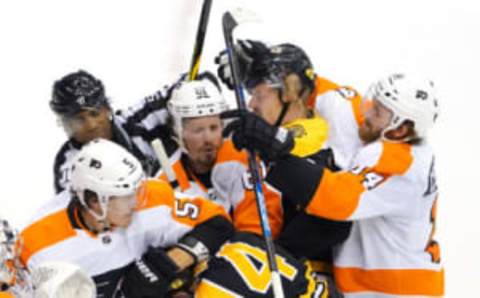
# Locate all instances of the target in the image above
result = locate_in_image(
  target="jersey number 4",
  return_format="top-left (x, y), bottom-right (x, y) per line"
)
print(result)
top-left (218, 242), bottom-right (297, 294)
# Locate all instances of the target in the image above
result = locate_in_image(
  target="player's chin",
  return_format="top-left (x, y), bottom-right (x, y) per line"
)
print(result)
top-left (359, 126), bottom-right (380, 144)
top-left (200, 154), bottom-right (217, 168)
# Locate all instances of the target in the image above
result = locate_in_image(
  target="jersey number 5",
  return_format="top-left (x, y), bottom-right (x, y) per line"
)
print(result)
top-left (175, 199), bottom-right (199, 220)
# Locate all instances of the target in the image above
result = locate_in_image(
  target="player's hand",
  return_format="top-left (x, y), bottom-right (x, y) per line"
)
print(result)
top-left (214, 39), bottom-right (269, 90)
top-left (221, 109), bottom-right (294, 161)
top-left (121, 246), bottom-right (191, 298)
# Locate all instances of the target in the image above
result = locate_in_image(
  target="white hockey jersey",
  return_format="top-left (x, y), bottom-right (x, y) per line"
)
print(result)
top-left (20, 179), bottom-right (230, 298)
top-left (314, 87), bottom-right (364, 169)
top-left (307, 89), bottom-right (444, 297)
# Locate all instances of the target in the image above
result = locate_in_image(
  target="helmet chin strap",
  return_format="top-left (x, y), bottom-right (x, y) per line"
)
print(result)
top-left (273, 88), bottom-right (290, 127)
top-left (272, 76), bottom-right (309, 127)
top-left (81, 193), bottom-right (110, 233)
top-left (274, 101), bottom-right (290, 127)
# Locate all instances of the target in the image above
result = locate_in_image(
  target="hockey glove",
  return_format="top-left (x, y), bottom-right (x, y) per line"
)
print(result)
top-left (121, 247), bottom-right (191, 298)
top-left (221, 109), bottom-right (295, 161)
top-left (214, 39), bottom-right (270, 90)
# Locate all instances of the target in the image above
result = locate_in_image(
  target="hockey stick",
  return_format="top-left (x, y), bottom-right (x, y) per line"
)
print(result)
top-left (188, 0), bottom-right (213, 81)
top-left (151, 139), bottom-right (179, 188)
top-left (222, 8), bottom-right (285, 298)
top-left (151, 0), bottom-right (213, 187)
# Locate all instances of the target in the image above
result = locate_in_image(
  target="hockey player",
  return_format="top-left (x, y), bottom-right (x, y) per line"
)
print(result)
top-left (1, 218), bottom-right (96, 298)
top-left (215, 40), bottom-right (352, 296)
top-left (158, 72), bottom-right (326, 297)
top-left (159, 71), bottom-right (283, 238)
top-left (225, 73), bottom-right (444, 297)
top-left (50, 70), bottom-right (177, 194)
top-left (20, 139), bottom-right (233, 297)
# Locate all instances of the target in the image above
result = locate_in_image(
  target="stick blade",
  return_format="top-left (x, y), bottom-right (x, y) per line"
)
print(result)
top-left (223, 7), bottom-right (261, 35)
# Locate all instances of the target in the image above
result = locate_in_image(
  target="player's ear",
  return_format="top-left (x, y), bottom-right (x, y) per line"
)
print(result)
top-left (385, 121), bottom-right (414, 141)
top-left (283, 73), bottom-right (308, 103)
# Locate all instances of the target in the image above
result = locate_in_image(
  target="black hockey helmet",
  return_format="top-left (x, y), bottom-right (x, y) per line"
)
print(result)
top-left (244, 43), bottom-right (316, 93)
top-left (50, 70), bottom-right (109, 117)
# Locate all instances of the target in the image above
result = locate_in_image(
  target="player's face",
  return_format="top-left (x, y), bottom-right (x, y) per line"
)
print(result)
top-left (359, 99), bottom-right (393, 143)
top-left (106, 194), bottom-right (137, 228)
top-left (62, 106), bottom-right (113, 144)
top-left (248, 83), bottom-right (283, 125)
top-left (182, 115), bottom-right (223, 173)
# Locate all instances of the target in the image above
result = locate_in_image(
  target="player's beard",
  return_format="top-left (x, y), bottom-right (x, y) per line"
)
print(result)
top-left (197, 145), bottom-right (218, 170)
top-left (359, 120), bottom-right (382, 144)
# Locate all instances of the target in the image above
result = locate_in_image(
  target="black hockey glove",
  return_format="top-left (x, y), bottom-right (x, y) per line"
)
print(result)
top-left (214, 39), bottom-right (270, 90)
top-left (121, 247), bottom-right (191, 298)
top-left (221, 109), bottom-right (295, 162)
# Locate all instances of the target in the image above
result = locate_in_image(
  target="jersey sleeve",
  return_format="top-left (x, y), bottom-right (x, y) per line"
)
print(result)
top-left (211, 141), bottom-right (284, 239)
top-left (140, 180), bottom-right (233, 253)
top-left (305, 142), bottom-right (415, 220)
top-left (306, 76), bottom-right (340, 108)
top-left (266, 142), bottom-right (416, 221)
top-left (313, 87), bottom-right (364, 169)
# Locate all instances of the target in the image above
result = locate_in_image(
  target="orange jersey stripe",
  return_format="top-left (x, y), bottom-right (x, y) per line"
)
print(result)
top-left (219, 141), bottom-right (283, 238)
top-left (307, 76), bottom-right (340, 108)
top-left (306, 142), bottom-right (413, 220)
top-left (349, 91), bottom-right (364, 127)
top-left (232, 185), bottom-right (283, 239)
top-left (20, 209), bottom-right (76, 265)
top-left (334, 267), bottom-right (445, 296)
top-left (140, 179), bottom-right (230, 227)
top-left (307, 169), bottom-right (365, 220)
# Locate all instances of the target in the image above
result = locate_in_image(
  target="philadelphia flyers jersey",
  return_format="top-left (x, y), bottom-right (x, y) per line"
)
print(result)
top-left (20, 179), bottom-right (231, 298)
top-left (268, 87), bottom-right (445, 297)
top-left (157, 140), bottom-right (284, 239)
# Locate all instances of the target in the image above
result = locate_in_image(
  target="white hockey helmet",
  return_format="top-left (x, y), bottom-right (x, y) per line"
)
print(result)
top-left (364, 73), bottom-right (440, 140)
top-left (70, 138), bottom-right (145, 221)
top-left (167, 77), bottom-right (229, 148)
top-left (32, 262), bottom-right (96, 298)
